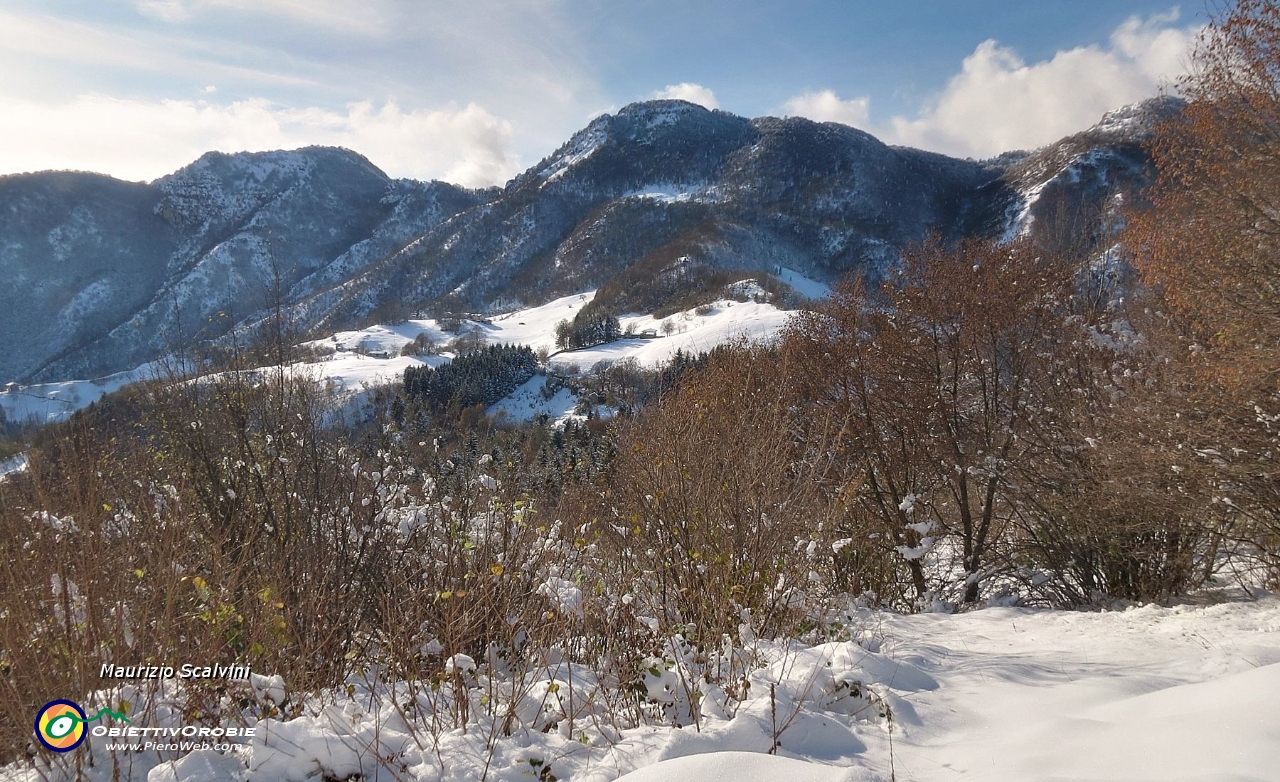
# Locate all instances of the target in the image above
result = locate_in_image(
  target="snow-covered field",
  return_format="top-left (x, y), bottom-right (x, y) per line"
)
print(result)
top-left (487, 375), bottom-right (581, 425)
top-left (776, 267), bottom-right (832, 300)
top-left (2, 286), bottom-right (807, 427)
top-left (313, 289), bottom-right (799, 373)
top-left (300, 351), bottom-right (447, 394)
top-left (0, 362), bottom-right (167, 426)
top-left (14, 594), bottom-right (1278, 781)
top-left (548, 299), bottom-right (791, 375)
top-left (839, 596), bottom-right (1280, 782)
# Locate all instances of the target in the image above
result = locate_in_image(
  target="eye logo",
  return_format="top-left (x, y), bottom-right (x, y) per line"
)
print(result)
top-left (34, 700), bottom-right (129, 752)
top-left (35, 701), bottom-right (87, 752)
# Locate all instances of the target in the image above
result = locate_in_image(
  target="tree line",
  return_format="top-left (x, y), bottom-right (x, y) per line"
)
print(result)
top-left (403, 344), bottom-right (539, 411)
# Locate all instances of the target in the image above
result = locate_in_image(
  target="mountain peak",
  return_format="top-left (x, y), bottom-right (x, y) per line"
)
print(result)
top-left (519, 100), bottom-right (754, 191)
top-left (609, 99), bottom-right (742, 137)
top-left (1092, 95), bottom-right (1185, 138)
top-left (160, 146), bottom-right (387, 187)
top-left (614, 98), bottom-right (716, 119)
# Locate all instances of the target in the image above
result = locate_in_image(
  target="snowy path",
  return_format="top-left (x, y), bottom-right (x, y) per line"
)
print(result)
top-left (873, 601), bottom-right (1280, 781)
top-left (619, 597), bottom-right (1280, 782)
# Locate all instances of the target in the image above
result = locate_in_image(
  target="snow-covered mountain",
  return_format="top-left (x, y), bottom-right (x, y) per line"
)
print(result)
top-left (0, 99), bottom-right (1174, 385)
top-left (1001, 96), bottom-right (1183, 243)
top-left (306, 100), bottom-right (1006, 332)
top-left (0, 148), bottom-right (482, 384)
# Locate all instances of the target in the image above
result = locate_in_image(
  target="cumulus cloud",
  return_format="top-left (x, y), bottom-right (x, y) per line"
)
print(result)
top-left (652, 82), bottom-right (719, 109)
top-left (0, 96), bottom-right (517, 187)
top-left (784, 11), bottom-right (1198, 157)
top-left (0, 4), bottom-right (601, 185)
top-left (783, 90), bottom-right (869, 129)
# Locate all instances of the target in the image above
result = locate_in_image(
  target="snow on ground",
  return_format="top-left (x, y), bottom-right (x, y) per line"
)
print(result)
top-left (0, 361), bottom-right (173, 426)
top-left (541, 121), bottom-right (609, 184)
top-left (865, 596), bottom-right (1280, 782)
top-left (12, 594), bottom-right (1278, 782)
top-left (314, 291), bottom-right (793, 378)
top-left (109, 292), bottom-right (788, 425)
top-left (776, 267), bottom-right (832, 300)
top-left (614, 752), bottom-right (868, 782)
top-left (302, 352), bottom-right (444, 391)
top-left (487, 375), bottom-right (580, 425)
top-left (0, 353), bottom-right (445, 428)
top-left (304, 292), bottom-right (598, 359)
top-left (479, 292), bottom-right (596, 354)
top-left (0, 452), bottom-right (27, 481)
top-left (1003, 176), bottom-right (1051, 242)
top-left (309, 321), bottom-right (454, 357)
top-left (0, 293), bottom-right (593, 426)
top-left (550, 299), bottom-right (792, 374)
top-left (6, 289), bottom-right (793, 426)
top-left (596, 595), bottom-right (1280, 781)
top-left (225, 352), bottom-right (449, 421)
top-left (623, 183), bottom-right (717, 204)
top-left (296, 291), bottom-right (793, 414)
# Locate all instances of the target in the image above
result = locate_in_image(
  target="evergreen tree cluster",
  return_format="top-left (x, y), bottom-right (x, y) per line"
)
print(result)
top-left (522, 418), bottom-right (616, 495)
top-left (554, 311), bottom-right (623, 350)
top-left (403, 344), bottom-right (538, 411)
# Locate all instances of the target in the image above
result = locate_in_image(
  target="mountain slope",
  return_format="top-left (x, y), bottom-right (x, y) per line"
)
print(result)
top-left (0, 172), bottom-right (177, 383)
top-left (1002, 97), bottom-right (1182, 241)
top-left (0, 148), bottom-right (482, 383)
top-left (305, 101), bottom-right (1010, 330)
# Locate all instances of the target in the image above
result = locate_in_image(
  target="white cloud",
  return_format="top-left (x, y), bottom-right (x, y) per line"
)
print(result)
top-left (1110, 10), bottom-right (1194, 81)
top-left (782, 90), bottom-right (869, 128)
top-left (135, 0), bottom-right (391, 35)
top-left (784, 11), bottom-right (1198, 158)
top-left (652, 82), bottom-right (719, 109)
top-left (0, 4), bottom-right (603, 185)
top-left (0, 8), bottom-right (326, 92)
top-left (135, 0), bottom-right (192, 23)
top-left (0, 96), bottom-right (518, 187)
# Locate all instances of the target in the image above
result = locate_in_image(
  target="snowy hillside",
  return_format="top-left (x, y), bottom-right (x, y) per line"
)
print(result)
top-left (546, 299), bottom-right (791, 374)
top-left (0, 363), bottom-right (163, 425)
top-left (1000, 97), bottom-right (1179, 240)
top-left (2, 285), bottom-right (807, 426)
top-left (307, 288), bottom-right (804, 424)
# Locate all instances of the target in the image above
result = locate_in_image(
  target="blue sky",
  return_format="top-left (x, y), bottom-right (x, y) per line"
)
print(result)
top-left (0, 1), bottom-right (1204, 186)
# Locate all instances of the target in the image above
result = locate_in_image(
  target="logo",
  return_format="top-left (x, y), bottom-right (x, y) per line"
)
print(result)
top-left (34, 700), bottom-right (129, 752)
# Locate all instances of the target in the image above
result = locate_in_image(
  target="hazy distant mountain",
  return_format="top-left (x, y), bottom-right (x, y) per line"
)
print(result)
top-left (0, 99), bottom-right (1177, 384)
top-left (0, 148), bottom-right (482, 383)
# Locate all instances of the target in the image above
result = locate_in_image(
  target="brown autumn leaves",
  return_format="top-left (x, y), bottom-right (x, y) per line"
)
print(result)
top-left (604, 1), bottom-right (1280, 612)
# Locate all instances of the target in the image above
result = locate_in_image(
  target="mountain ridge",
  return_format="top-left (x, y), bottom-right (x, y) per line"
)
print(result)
top-left (0, 97), bottom-right (1176, 385)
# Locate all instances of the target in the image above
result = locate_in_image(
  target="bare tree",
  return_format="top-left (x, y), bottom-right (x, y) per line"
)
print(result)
top-left (786, 237), bottom-right (1083, 606)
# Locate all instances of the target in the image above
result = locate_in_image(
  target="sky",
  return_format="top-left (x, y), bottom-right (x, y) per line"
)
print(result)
top-left (0, 1), bottom-right (1206, 188)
